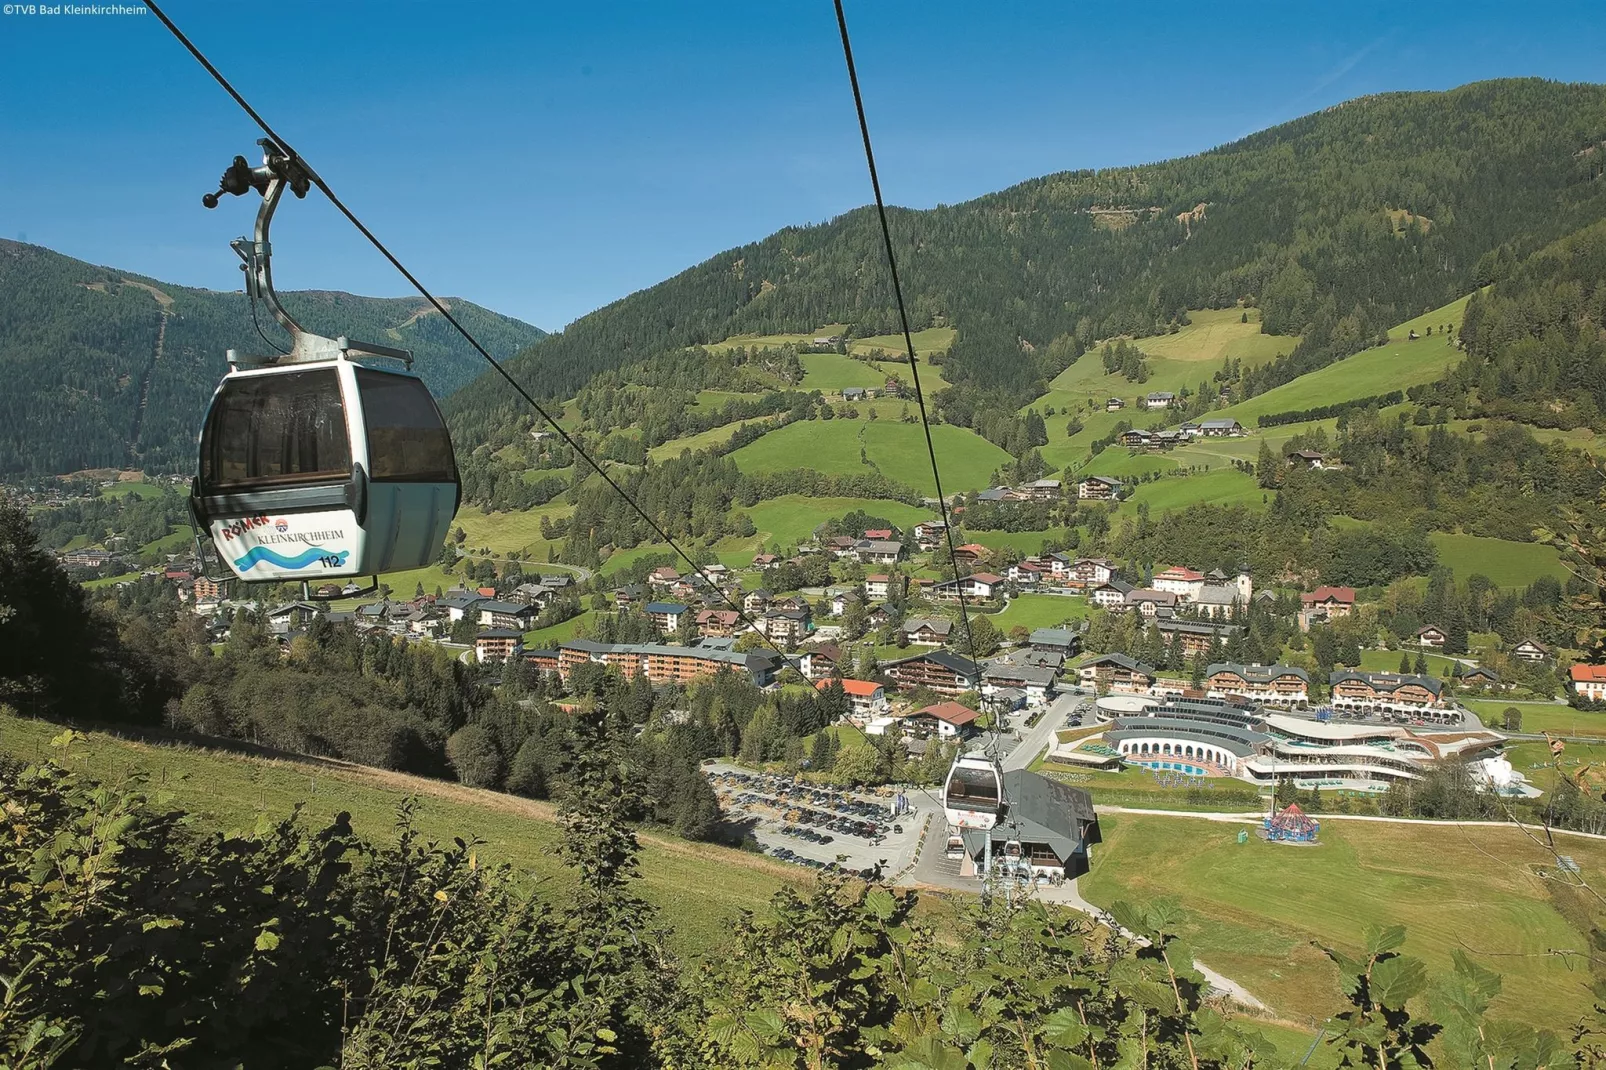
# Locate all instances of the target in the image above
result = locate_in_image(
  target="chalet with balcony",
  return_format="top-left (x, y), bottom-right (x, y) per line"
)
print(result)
top-left (900, 701), bottom-right (979, 739)
top-left (1077, 475), bottom-right (1123, 501)
top-left (1512, 639), bottom-right (1550, 663)
top-left (1299, 586), bottom-right (1355, 630)
top-left (1206, 662), bottom-right (1310, 706)
top-left (1329, 671), bottom-right (1447, 717)
top-left (902, 617), bottom-right (953, 645)
top-left (1572, 664), bottom-right (1606, 703)
top-left (1077, 653), bottom-right (1156, 693)
top-left (817, 677), bottom-right (889, 720)
top-left (885, 650), bottom-right (981, 696)
top-left (695, 609), bottom-right (740, 637)
top-left (475, 629), bottom-right (523, 664)
top-left (1416, 625), bottom-right (1447, 650)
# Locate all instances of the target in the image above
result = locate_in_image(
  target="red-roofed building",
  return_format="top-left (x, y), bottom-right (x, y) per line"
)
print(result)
top-left (1300, 585), bottom-right (1356, 630)
top-left (901, 701), bottom-right (980, 739)
top-left (863, 528), bottom-right (895, 540)
top-left (952, 543), bottom-right (990, 566)
top-left (1571, 664), bottom-right (1606, 703)
top-left (816, 676), bottom-right (889, 719)
top-left (476, 586), bottom-right (498, 598)
top-left (1153, 566), bottom-right (1205, 600)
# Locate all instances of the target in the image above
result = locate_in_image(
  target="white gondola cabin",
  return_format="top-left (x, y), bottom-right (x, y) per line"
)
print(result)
top-left (189, 143), bottom-right (459, 586)
top-left (942, 752), bottom-right (1004, 830)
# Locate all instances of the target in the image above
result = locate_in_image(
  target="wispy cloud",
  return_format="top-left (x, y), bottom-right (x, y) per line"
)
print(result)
top-left (1237, 30), bottom-right (1395, 138)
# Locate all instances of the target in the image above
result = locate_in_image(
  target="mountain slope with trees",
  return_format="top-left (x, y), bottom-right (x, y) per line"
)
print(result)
top-left (447, 78), bottom-right (1606, 450)
top-left (0, 239), bottom-right (544, 477)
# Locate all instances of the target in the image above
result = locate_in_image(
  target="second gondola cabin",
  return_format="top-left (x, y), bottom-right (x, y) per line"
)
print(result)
top-left (943, 752), bottom-right (1004, 830)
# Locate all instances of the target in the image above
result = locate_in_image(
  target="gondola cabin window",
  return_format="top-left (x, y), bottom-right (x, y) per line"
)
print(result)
top-left (947, 765), bottom-right (1001, 811)
top-left (355, 368), bottom-right (456, 483)
top-left (202, 368), bottom-right (351, 489)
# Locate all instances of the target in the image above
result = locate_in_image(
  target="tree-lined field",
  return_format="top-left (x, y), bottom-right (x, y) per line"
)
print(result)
top-left (1117, 467), bottom-right (1266, 514)
top-left (1212, 295), bottom-right (1471, 426)
top-left (728, 418), bottom-right (1011, 495)
top-left (745, 495), bottom-right (931, 549)
top-left (1428, 531), bottom-right (1569, 588)
top-left (1082, 811), bottom-right (1606, 1030)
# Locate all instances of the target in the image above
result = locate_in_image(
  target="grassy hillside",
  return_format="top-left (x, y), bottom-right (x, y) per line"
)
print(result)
top-left (1083, 811), bottom-right (1606, 1030)
top-left (1117, 467), bottom-right (1268, 514)
top-left (1428, 531), bottom-right (1569, 587)
top-left (447, 80), bottom-right (1606, 452)
top-left (746, 495), bottom-right (930, 549)
top-left (0, 713), bottom-right (787, 958)
top-left (1214, 295), bottom-right (1471, 425)
top-left (728, 418), bottom-right (1010, 495)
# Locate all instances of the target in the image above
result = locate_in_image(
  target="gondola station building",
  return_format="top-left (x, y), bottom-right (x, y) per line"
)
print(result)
top-left (952, 769), bottom-right (1102, 881)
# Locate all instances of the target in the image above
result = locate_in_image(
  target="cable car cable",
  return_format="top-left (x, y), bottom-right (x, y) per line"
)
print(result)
top-left (834, 5), bottom-right (1012, 873)
top-left (831, 0), bottom-right (979, 674)
top-left (145, 0), bottom-right (799, 670)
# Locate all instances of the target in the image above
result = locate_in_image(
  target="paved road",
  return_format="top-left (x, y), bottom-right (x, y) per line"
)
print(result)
top-left (1002, 691), bottom-right (1083, 772)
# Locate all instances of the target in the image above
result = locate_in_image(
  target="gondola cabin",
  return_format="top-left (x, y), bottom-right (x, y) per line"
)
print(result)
top-left (188, 143), bottom-right (460, 586)
top-left (194, 357), bottom-right (458, 583)
top-left (943, 753), bottom-right (1004, 830)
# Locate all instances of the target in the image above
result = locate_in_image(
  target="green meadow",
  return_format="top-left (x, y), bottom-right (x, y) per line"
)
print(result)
top-left (985, 592), bottom-right (1090, 632)
top-left (745, 495), bottom-right (930, 549)
top-left (1117, 467), bottom-right (1267, 514)
top-left (1082, 811), bottom-right (1606, 1030)
top-left (1428, 532), bottom-right (1568, 588)
top-left (728, 418), bottom-right (1010, 495)
top-left (1213, 294), bottom-right (1471, 426)
top-left (454, 501), bottom-right (576, 560)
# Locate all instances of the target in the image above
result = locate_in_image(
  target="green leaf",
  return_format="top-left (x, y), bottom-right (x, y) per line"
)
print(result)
top-left (866, 886), bottom-right (898, 921)
top-left (1369, 954), bottom-right (1427, 1007)
top-left (1041, 1007), bottom-right (1090, 1048)
top-left (254, 930), bottom-right (281, 952)
top-left (1364, 923), bottom-right (1407, 958)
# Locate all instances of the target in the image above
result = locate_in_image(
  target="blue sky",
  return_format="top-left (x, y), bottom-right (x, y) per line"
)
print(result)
top-left (2, 1), bottom-right (1603, 330)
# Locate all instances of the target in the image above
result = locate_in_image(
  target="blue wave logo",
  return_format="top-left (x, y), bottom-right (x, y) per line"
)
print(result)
top-left (232, 545), bottom-right (349, 572)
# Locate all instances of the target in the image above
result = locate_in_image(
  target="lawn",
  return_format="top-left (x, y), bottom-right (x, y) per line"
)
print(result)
top-left (728, 418), bottom-right (1011, 495)
top-left (647, 420), bottom-right (754, 461)
top-left (745, 495), bottom-right (930, 550)
top-left (1428, 532), bottom-right (1568, 588)
top-left (1128, 307), bottom-right (1297, 365)
top-left (1355, 648), bottom-right (1464, 678)
top-left (848, 326), bottom-right (956, 359)
top-left (139, 524), bottom-right (195, 557)
top-left (1082, 811), bottom-right (1606, 1030)
top-left (961, 529), bottom-right (1058, 555)
top-left (1078, 451), bottom-right (1180, 480)
top-left (0, 713), bottom-right (792, 959)
top-left (101, 480), bottom-right (168, 499)
top-left (1117, 468), bottom-right (1267, 514)
top-left (522, 608), bottom-right (603, 648)
top-left (1213, 294), bottom-right (1471, 426)
top-left (799, 352), bottom-right (897, 391)
top-left (985, 593), bottom-right (1089, 633)
top-left (1464, 699), bottom-right (1606, 738)
top-left (454, 502), bottom-right (575, 560)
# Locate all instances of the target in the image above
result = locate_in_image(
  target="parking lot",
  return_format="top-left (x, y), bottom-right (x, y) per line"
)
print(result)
top-left (705, 763), bottom-right (932, 878)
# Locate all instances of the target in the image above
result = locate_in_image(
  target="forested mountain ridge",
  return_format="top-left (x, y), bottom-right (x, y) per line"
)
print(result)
top-left (447, 77), bottom-right (1606, 443)
top-left (0, 239), bottom-right (544, 477)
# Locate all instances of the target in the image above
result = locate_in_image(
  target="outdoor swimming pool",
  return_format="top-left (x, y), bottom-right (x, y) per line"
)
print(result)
top-left (1130, 759), bottom-right (1209, 777)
